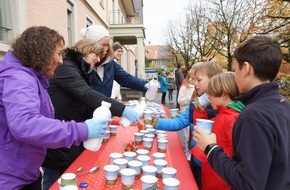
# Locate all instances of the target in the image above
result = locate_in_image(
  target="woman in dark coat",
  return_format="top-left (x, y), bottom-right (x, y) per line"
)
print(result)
top-left (42, 38), bottom-right (138, 189)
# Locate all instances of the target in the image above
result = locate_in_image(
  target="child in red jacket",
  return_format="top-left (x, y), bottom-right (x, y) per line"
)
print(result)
top-left (191, 72), bottom-right (244, 190)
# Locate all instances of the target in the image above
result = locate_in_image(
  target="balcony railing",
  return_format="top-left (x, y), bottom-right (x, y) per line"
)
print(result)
top-left (109, 10), bottom-right (143, 25)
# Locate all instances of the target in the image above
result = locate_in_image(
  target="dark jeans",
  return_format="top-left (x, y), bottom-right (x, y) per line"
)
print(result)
top-left (168, 89), bottom-right (173, 101)
top-left (21, 174), bottom-right (42, 190)
top-left (42, 167), bottom-right (64, 190)
top-left (161, 92), bottom-right (166, 104)
top-left (190, 155), bottom-right (202, 189)
top-left (176, 87), bottom-right (180, 109)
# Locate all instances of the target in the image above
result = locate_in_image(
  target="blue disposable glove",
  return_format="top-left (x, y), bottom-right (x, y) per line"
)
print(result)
top-left (122, 107), bottom-right (140, 124)
top-left (85, 118), bottom-right (112, 138)
top-left (144, 82), bottom-right (150, 90)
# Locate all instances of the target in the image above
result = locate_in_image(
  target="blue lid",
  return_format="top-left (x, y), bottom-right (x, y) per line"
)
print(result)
top-left (79, 182), bottom-right (88, 188)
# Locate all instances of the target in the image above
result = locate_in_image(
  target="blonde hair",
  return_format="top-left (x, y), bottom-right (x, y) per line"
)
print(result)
top-left (207, 72), bottom-right (240, 100)
top-left (73, 38), bottom-right (104, 56)
top-left (191, 61), bottom-right (223, 79)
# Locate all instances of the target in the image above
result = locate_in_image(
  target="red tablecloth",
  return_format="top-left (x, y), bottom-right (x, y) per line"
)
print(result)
top-left (50, 107), bottom-right (198, 190)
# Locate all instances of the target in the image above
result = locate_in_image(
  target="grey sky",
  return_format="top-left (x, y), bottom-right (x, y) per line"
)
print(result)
top-left (143, 0), bottom-right (187, 45)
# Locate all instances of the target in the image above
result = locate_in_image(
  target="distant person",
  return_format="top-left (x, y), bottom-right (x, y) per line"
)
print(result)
top-left (0, 26), bottom-right (110, 190)
top-left (80, 25), bottom-right (150, 98)
top-left (159, 71), bottom-right (171, 104)
top-left (166, 72), bottom-right (176, 104)
top-left (193, 36), bottom-right (290, 190)
top-left (111, 42), bottom-right (123, 101)
top-left (42, 39), bottom-right (137, 190)
top-left (175, 64), bottom-right (184, 109)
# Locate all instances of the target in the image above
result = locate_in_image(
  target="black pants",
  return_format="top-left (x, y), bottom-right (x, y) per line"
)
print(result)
top-left (190, 155), bottom-right (202, 189)
top-left (176, 87), bottom-right (180, 109)
top-left (20, 174), bottom-right (42, 190)
top-left (161, 92), bottom-right (166, 104)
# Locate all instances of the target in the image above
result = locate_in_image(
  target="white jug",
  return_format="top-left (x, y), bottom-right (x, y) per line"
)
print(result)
top-left (145, 79), bottom-right (159, 101)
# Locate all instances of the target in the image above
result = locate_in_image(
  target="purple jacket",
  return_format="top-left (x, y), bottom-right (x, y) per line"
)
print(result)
top-left (0, 51), bottom-right (88, 189)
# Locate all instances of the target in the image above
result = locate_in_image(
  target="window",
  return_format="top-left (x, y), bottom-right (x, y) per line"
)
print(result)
top-left (67, 1), bottom-right (73, 46)
top-left (99, 0), bottom-right (104, 9)
top-left (86, 17), bottom-right (93, 27)
top-left (0, 0), bottom-right (12, 43)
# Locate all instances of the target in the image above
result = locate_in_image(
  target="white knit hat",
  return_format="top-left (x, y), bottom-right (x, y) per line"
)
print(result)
top-left (80, 25), bottom-right (110, 42)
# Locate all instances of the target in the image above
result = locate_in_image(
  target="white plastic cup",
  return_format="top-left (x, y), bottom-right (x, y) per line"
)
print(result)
top-left (163, 178), bottom-right (180, 190)
top-left (128, 160), bottom-right (143, 179)
top-left (153, 159), bottom-right (168, 178)
top-left (120, 168), bottom-right (136, 189)
top-left (143, 138), bottom-right (153, 151)
top-left (109, 152), bottom-right (123, 164)
top-left (123, 151), bottom-right (137, 162)
top-left (195, 93), bottom-right (210, 107)
top-left (137, 155), bottom-right (150, 167)
top-left (113, 158), bottom-right (128, 173)
top-left (134, 132), bottom-right (144, 145)
top-left (161, 167), bottom-right (177, 179)
top-left (142, 165), bottom-right (157, 176)
top-left (136, 149), bottom-right (149, 156)
top-left (157, 139), bottom-right (168, 153)
top-left (141, 175), bottom-right (158, 189)
top-left (196, 118), bottom-right (214, 134)
top-left (143, 110), bottom-right (154, 125)
top-left (153, 152), bottom-right (166, 161)
top-left (60, 173), bottom-right (77, 187)
top-left (104, 164), bottom-right (119, 186)
top-left (170, 108), bottom-right (179, 118)
top-left (109, 125), bottom-right (118, 136)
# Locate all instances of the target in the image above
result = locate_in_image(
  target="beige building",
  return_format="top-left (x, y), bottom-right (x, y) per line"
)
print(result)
top-left (0, 0), bottom-right (146, 78)
top-left (145, 45), bottom-right (170, 69)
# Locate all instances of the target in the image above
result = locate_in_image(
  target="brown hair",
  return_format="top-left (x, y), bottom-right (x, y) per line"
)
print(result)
top-left (11, 26), bottom-right (64, 73)
top-left (233, 36), bottom-right (282, 82)
top-left (73, 39), bottom-right (104, 56)
top-left (207, 72), bottom-right (240, 100)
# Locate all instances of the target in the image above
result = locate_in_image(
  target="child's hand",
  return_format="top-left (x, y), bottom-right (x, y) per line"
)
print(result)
top-left (192, 126), bottom-right (217, 151)
top-left (151, 116), bottom-right (158, 127)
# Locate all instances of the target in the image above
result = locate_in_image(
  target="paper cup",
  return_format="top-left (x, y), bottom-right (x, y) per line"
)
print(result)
top-left (109, 125), bottom-right (118, 136)
top-left (153, 159), bottom-right (168, 178)
top-left (163, 178), bottom-right (180, 190)
top-left (196, 118), bottom-right (214, 134)
top-left (109, 152), bottom-right (123, 164)
top-left (104, 164), bottom-right (119, 186)
top-left (142, 165), bottom-right (157, 176)
top-left (162, 167), bottom-right (177, 179)
top-left (128, 160), bottom-right (143, 179)
top-left (141, 175), bottom-right (158, 189)
top-left (120, 168), bottom-right (136, 190)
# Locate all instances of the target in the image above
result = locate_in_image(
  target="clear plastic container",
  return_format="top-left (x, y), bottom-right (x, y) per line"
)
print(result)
top-left (83, 101), bottom-right (111, 151)
top-left (145, 79), bottom-right (159, 101)
top-left (120, 97), bottom-right (147, 128)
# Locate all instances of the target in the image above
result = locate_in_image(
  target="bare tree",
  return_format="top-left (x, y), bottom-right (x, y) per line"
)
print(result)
top-left (205, 0), bottom-right (263, 71)
top-left (165, 1), bottom-right (220, 70)
top-left (257, 0), bottom-right (290, 62)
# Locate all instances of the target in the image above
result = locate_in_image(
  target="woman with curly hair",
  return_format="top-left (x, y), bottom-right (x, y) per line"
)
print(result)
top-left (0, 26), bottom-right (111, 189)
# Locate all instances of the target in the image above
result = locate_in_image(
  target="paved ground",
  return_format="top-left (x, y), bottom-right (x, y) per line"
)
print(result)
top-left (152, 90), bottom-right (179, 109)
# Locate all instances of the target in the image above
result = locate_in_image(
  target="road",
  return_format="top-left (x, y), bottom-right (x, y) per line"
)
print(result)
top-left (152, 90), bottom-right (178, 110)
